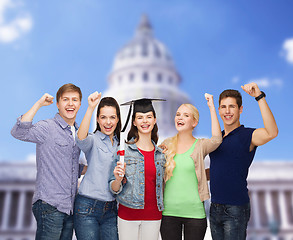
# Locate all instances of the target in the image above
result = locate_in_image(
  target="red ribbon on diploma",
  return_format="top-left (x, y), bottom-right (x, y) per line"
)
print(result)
top-left (117, 150), bottom-right (125, 156)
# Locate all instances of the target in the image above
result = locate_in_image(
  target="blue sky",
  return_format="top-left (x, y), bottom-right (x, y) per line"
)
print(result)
top-left (1, 0), bottom-right (292, 162)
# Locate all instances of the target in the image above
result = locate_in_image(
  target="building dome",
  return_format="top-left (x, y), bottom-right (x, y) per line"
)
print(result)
top-left (112, 15), bottom-right (177, 79)
top-left (103, 14), bottom-right (190, 140)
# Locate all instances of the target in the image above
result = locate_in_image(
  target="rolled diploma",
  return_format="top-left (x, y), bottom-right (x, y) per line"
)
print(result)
top-left (119, 132), bottom-right (125, 164)
top-left (118, 132), bottom-right (125, 177)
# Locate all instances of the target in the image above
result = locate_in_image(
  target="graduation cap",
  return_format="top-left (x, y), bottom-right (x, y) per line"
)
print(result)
top-left (120, 98), bottom-right (165, 132)
top-left (117, 98), bottom-right (165, 166)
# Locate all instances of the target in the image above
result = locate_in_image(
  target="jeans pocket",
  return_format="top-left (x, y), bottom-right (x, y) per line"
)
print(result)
top-left (42, 202), bottom-right (58, 215)
top-left (74, 202), bottom-right (93, 216)
top-left (125, 158), bottom-right (138, 176)
top-left (224, 204), bottom-right (249, 222)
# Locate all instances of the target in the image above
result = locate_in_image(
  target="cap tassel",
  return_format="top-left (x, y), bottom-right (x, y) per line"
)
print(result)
top-left (121, 103), bottom-right (133, 132)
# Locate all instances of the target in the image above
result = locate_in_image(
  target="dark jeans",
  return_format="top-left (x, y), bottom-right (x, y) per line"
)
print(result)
top-left (160, 215), bottom-right (207, 240)
top-left (73, 194), bottom-right (118, 240)
top-left (32, 200), bottom-right (73, 240)
top-left (209, 202), bottom-right (251, 240)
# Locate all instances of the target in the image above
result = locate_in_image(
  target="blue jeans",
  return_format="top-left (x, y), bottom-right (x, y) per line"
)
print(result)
top-left (32, 200), bottom-right (73, 240)
top-left (74, 194), bottom-right (118, 240)
top-left (209, 202), bottom-right (250, 240)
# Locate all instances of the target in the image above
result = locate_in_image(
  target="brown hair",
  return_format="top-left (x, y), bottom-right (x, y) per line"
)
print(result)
top-left (56, 83), bottom-right (82, 103)
top-left (219, 89), bottom-right (242, 108)
top-left (127, 110), bottom-right (158, 144)
top-left (93, 97), bottom-right (121, 141)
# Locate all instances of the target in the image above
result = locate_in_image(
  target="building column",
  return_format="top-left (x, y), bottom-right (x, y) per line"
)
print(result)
top-left (251, 191), bottom-right (261, 229)
top-left (265, 190), bottom-right (274, 221)
top-left (1, 190), bottom-right (12, 230)
top-left (278, 190), bottom-right (290, 229)
top-left (16, 190), bottom-right (26, 230)
top-left (264, 190), bottom-right (281, 237)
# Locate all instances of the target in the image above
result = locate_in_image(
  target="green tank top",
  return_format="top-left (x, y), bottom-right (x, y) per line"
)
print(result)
top-left (163, 139), bottom-right (206, 218)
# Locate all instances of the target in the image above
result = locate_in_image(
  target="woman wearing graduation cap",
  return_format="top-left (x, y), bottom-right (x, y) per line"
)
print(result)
top-left (73, 92), bottom-right (121, 240)
top-left (109, 98), bottom-right (166, 240)
top-left (160, 94), bottom-right (222, 240)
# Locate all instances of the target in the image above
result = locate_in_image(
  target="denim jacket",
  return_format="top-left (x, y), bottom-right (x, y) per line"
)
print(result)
top-left (109, 140), bottom-right (165, 211)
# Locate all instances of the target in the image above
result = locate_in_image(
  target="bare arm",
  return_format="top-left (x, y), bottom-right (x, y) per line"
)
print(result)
top-left (21, 93), bottom-right (54, 122)
top-left (77, 91), bottom-right (101, 140)
top-left (196, 94), bottom-right (222, 156)
top-left (205, 93), bottom-right (222, 137)
top-left (241, 83), bottom-right (278, 149)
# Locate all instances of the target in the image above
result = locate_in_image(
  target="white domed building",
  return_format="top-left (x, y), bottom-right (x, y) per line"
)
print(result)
top-left (103, 15), bottom-right (190, 140)
top-left (1, 15), bottom-right (293, 240)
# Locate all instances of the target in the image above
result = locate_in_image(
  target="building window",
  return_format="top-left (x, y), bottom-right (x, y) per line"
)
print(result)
top-left (157, 73), bottom-right (162, 82)
top-left (24, 191), bottom-right (34, 227)
top-left (141, 42), bottom-right (148, 57)
top-left (9, 191), bottom-right (19, 227)
top-left (143, 72), bottom-right (149, 82)
top-left (154, 44), bottom-right (161, 58)
top-left (129, 73), bottom-right (134, 82)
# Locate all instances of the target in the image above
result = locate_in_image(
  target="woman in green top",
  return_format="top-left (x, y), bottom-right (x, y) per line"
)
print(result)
top-left (160, 93), bottom-right (222, 240)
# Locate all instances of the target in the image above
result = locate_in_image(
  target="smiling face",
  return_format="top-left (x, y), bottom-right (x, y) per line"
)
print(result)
top-left (57, 91), bottom-right (81, 125)
top-left (219, 97), bottom-right (243, 129)
top-left (97, 106), bottom-right (119, 138)
top-left (133, 111), bottom-right (156, 135)
top-left (175, 105), bottom-right (198, 132)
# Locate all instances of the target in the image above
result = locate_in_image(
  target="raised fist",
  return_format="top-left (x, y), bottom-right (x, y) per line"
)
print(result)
top-left (205, 93), bottom-right (214, 108)
top-left (241, 83), bottom-right (261, 98)
top-left (88, 91), bottom-right (102, 108)
top-left (38, 93), bottom-right (54, 107)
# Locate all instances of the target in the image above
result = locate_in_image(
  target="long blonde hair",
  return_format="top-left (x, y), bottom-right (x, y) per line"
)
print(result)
top-left (164, 104), bottom-right (199, 182)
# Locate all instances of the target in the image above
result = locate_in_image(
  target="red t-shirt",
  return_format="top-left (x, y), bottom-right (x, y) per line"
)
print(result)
top-left (118, 148), bottom-right (162, 220)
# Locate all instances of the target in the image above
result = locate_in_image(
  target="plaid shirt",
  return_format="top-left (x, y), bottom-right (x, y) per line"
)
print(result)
top-left (11, 113), bottom-right (81, 215)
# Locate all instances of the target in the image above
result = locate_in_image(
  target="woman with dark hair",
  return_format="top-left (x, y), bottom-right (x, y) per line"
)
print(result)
top-left (74, 92), bottom-right (121, 240)
top-left (109, 99), bottom-right (166, 240)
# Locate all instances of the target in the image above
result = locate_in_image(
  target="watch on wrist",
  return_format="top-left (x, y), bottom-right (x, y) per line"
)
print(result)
top-left (255, 91), bottom-right (266, 101)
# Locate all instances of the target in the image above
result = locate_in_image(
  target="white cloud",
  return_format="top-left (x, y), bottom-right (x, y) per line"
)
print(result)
top-left (25, 153), bottom-right (36, 163)
top-left (282, 38), bottom-right (293, 65)
top-left (232, 76), bottom-right (240, 84)
top-left (0, 0), bottom-right (32, 43)
top-left (248, 77), bottom-right (283, 89)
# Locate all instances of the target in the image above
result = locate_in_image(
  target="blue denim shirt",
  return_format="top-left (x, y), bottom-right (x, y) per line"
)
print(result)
top-left (11, 113), bottom-right (81, 215)
top-left (76, 130), bottom-right (118, 201)
top-left (109, 140), bottom-right (165, 211)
